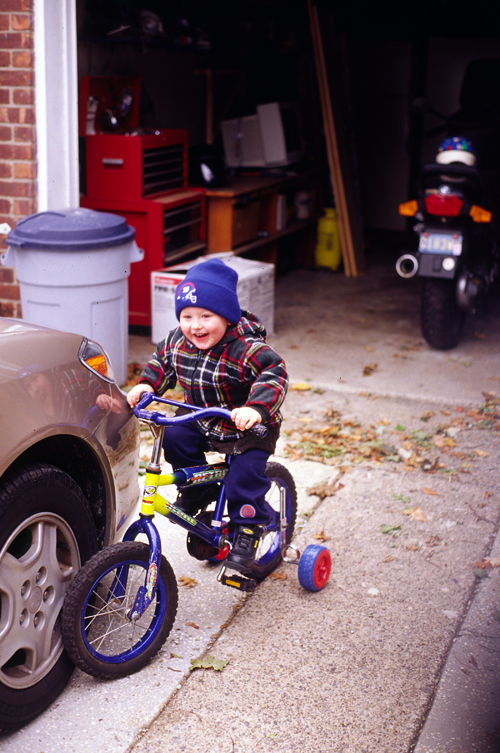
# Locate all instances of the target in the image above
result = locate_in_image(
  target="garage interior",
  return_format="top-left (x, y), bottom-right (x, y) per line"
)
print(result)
top-left (75, 0), bottom-right (500, 343)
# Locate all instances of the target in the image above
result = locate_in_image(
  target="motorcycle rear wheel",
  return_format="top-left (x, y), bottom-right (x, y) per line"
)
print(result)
top-left (421, 278), bottom-right (465, 350)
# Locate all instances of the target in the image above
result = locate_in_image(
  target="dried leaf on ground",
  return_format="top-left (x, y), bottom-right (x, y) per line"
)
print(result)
top-left (307, 483), bottom-right (338, 499)
top-left (313, 528), bottom-right (331, 542)
top-left (291, 382), bottom-right (312, 391)
top-left (473, 558), bottom-right (500, 570)
top-left (422, 487), bottom-right (439, 496)
top-left (363, 363), bottom-right (378, 376)
top-left (179, 575), bottom-right (198, 588)
top-left (433, 434), bottom-right (456, 449)
top-left (186, 621), bottom-right (200, 629)
top-left (381, 524), bottom-right (401, 536)
top-left (412, 507), bottom-right (427, 521)
top-left (190, 655), bottom-right (229, 673)
top-left (269, 571), bottom-right (288, 580)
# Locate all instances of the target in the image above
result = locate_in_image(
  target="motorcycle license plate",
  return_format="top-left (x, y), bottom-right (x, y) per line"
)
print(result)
top-left (419, 232), bottom-right (463, 255)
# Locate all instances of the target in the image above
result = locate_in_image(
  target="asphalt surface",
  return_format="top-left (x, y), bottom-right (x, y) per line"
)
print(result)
top-left (3, 251), bottom-right (500, 752)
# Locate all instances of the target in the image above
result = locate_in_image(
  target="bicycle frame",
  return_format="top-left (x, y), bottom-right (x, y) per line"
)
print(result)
top-left (122, 393), bottom-right (270, 618)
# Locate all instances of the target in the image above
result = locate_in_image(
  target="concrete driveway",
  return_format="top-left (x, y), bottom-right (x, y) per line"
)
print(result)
top-left (3, 252), bottom-right (500, 752)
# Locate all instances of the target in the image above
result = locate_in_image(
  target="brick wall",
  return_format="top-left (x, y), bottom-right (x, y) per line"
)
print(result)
top-left (0, 0), bottom-right (35, 318)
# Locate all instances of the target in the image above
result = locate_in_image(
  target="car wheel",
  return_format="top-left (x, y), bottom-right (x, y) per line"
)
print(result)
top-left (0, 463), bottom-right (98, 732)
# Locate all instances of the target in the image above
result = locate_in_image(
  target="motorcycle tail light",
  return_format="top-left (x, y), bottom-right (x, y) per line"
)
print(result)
top-left (470, 205), bottom-right (492, 223)
top-left (424, 194), bottom-right (463, 216)
top-left (398, 200), bottom-right (418, 216)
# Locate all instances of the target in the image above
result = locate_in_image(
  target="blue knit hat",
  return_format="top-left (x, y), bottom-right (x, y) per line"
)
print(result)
top-left (175, 258), bottom-right (241, 324)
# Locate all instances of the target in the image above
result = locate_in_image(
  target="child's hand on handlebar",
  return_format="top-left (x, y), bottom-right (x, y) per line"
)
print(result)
top-left (127, 383), bottom-right (154, 409)
top-left (231, 406), bottom-right (262, 431)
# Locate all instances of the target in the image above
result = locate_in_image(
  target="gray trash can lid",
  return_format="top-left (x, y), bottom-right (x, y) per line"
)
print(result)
top-left (7, 207), bottom-right (135, 251)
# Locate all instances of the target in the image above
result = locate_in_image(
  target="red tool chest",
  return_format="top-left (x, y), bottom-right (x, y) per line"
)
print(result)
top-left (79, 76), bottom-right (206, 327)
top-left (81, 190), bottom-right (206, 327)
top-left (80, 76), bottom-right (188, 201)
top-left (85, 130), bottom-right (188, 201)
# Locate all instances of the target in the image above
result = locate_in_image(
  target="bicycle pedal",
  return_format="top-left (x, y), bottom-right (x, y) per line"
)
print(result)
top-left (219, 570), bottom-right (256, 592)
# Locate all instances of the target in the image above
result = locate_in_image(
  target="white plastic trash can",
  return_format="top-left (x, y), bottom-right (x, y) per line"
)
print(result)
top-left (2, 207), bottom-right (144, 386)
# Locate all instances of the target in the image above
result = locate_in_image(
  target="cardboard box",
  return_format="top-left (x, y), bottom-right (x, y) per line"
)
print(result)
top-left (151, 253), bottom-right (275, 344)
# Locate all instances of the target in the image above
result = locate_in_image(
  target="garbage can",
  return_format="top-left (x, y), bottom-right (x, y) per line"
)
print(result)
top-left (2, 207), bottom-right (144, 386)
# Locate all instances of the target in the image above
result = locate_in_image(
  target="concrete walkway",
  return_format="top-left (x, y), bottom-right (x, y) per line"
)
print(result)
top-left (3, 253), bottom-right (500, 752)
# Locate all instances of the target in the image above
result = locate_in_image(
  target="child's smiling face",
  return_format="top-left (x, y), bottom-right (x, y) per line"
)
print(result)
top-left (179, 307), bottom-right (229, 350)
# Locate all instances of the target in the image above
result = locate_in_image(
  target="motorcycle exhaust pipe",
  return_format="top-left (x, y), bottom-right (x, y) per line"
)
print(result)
top-left (396, 254), bottom-right (419, 278)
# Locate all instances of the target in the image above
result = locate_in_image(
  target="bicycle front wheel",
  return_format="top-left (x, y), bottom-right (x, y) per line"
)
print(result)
top-left (62, 542), bottom-right (178, 679)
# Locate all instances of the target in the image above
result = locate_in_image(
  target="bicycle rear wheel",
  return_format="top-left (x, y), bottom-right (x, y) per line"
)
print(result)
top-left (62, 542), bottom-right (178, 679)
top-left (248, 462), bottom-right (297, 580)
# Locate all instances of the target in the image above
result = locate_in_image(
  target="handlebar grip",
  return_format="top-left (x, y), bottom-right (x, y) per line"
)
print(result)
top-left (249, 423), bottom-right (268, 438)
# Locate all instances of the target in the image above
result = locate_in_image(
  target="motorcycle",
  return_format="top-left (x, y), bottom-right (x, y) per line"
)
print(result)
top-left (396, 134), bottom-right (499, 350)
top-left (396, 59), bottom-right (500, 350)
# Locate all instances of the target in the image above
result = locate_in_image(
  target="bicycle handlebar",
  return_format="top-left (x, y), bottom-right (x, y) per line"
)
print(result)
top-left (134, 392), bottom-right (268, 438)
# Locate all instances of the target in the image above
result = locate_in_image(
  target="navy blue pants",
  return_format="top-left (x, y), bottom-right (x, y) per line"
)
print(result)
top-left (162, 422), bottom-right (272, 525)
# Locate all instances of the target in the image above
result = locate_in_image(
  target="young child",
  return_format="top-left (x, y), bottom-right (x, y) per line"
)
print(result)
top-left (127, 258), bottom-right (288, 574)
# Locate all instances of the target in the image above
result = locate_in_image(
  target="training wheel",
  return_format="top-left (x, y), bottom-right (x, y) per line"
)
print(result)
top-left (297, 544), bottom-right (332, 591)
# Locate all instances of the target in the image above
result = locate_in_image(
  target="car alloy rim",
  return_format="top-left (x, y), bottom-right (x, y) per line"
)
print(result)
top-left (0, 512), bottom-right (81, 689)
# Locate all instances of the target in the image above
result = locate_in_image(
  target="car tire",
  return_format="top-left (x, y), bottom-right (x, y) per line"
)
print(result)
top-left (0, 463), bottom-right (98, 732)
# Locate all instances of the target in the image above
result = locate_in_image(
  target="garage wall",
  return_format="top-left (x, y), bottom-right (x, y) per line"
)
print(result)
top-left (0, 0), bottom-right (35, 319)
top-left (349, 39), bottom-right (412, 232)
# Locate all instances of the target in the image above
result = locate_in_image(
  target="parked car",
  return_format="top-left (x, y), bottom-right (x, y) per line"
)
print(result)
top-left (0, 319), bottom-right (141, 731)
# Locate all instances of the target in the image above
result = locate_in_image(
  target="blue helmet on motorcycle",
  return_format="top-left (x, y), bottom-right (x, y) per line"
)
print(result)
top-left (436, 136), bottom-right (476, 166)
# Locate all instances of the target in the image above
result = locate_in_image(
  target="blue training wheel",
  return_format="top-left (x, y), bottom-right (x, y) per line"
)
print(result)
top-left (297, 544), bottom-right (332, 591)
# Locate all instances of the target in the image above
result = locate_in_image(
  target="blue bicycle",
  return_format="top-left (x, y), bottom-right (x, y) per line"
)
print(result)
top-left (61, 394), bottom-right (331, 679)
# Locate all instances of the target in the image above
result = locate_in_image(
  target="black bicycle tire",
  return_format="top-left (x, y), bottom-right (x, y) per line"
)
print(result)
top-left (247, 461), bottom-right (297, 580)
top-left (62, 541), bottom-right (178, 679)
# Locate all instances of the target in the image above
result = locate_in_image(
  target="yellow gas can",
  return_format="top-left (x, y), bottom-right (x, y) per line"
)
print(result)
top-left (315, 208), bottom-right (341, 271)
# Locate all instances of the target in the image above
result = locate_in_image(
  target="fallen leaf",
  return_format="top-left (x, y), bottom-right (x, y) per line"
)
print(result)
top-left (422, 487), bottom-right (439, 496)
top-left (381, 524), bottom-right (401, 536)
top-left (411, 507), bottom-right (427, 522)
top-left (425, 535), bottom-right (442, 547)
top-left (313, 528), bottom-right (331, 542)
top-left (420, 411), bottom-right (435, 422)
top-left (363, 363), bottom-right (378, 376)
top-left (474, 568), bottom-right (488, 579)
top-left (179, 575), bottom-right (198, 588)
top-left (291, 382), bottom-right (312, 391)
top-left (269, 571), bottom-right (288, 580)
top-left (186, 622), bottom-right (200, 629)
top-left (382, 555), bottom-right (394, 563)
top-left (433, 434), bottom-right (456, 449)
top-left (307, 483), bottom-right (338, 499)
top-left (473, 448), bottom-right (489, 457)
top-left (190, 655), bottom-right (229, 672)
top-left (402, 507), bottom-right (427, 521)
top-left (474, 558), bottom-right (500, 570)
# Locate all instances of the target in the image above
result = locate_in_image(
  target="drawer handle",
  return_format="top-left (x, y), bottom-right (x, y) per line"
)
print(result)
top-left (102, 158), bottom-right (124, 168)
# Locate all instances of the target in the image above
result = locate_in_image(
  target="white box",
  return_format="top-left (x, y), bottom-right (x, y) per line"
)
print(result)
top-left (151, 253), bottom-right (275, 344)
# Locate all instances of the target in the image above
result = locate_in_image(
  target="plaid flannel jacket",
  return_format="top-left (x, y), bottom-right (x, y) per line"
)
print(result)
top-left (138, 312), bottom-right (288, 442)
